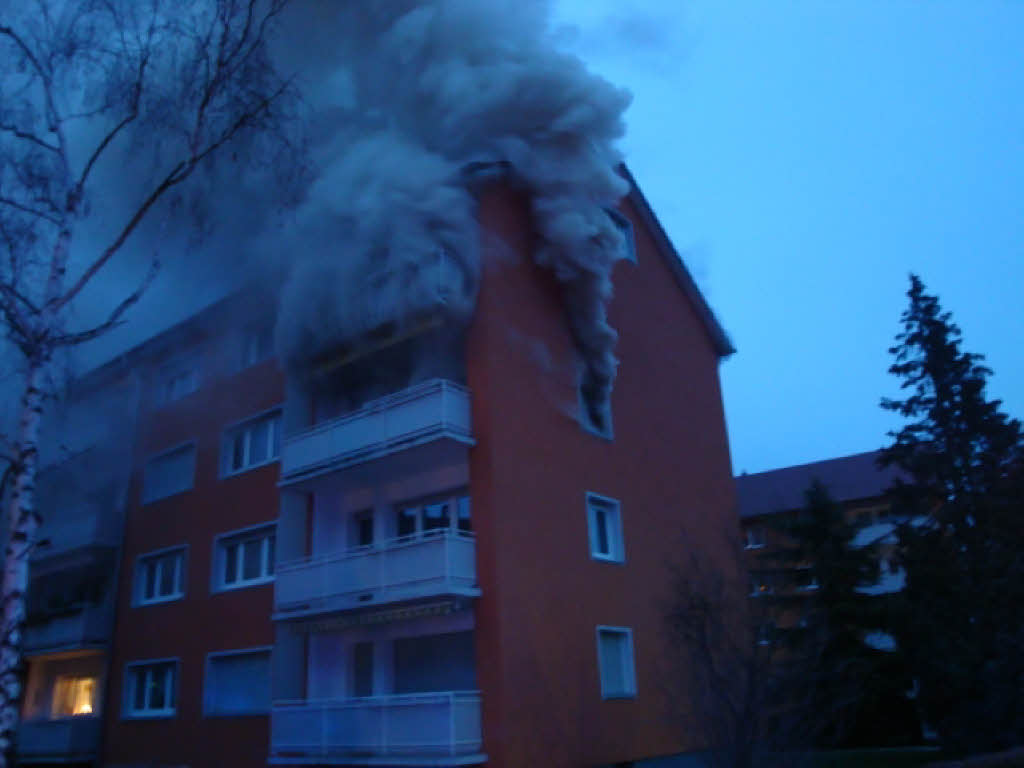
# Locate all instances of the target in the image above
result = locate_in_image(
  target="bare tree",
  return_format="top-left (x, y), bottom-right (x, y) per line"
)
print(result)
top-left (664, 537), bottom-right (812, 768)
top-left (0, 1), bottom-right (300, 762)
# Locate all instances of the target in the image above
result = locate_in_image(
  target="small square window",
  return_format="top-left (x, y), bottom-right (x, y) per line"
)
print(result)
top-left (156, 360), bottom-right (199, 406)
top-left (51, 675), bottom-right (97, 717)
top-left (142, 445), bottom-right (195, 504)
top-left (605, 207), bottom-right (636, 263)
top-left (596, 626), bottom-right (636, 699)
top-left (124, 660), bottom-right (177, 718)
top-left (214, 525), bottom-right (275, 591)
top-left (135, 548), bottom-right (186, 605)
top-left (222, 411), bottom-right (282, 476)
top-left (204, 649), bottom-right (271, 715)
top-left (586, 493), bottom-right (624, 563)
top-left (744, 526), bottom-right (766, 549)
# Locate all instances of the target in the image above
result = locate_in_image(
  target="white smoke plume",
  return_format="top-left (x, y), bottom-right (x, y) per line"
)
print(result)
top-left (276, 0), bottom-right (632, 424)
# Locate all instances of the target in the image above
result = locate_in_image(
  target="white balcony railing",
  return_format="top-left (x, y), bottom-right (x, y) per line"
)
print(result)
top-left (276, 531), bottom-right (477, 615)
top-left (281, 379), bottom-right (472, 484)
top-left (271, 692), bottom-right (483, 762)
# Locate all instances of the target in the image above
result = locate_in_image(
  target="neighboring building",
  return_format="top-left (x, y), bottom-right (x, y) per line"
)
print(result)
top-left (736, 451), bottom-right (907, 634)
top-left (28, 170), bottom-right (735, 768)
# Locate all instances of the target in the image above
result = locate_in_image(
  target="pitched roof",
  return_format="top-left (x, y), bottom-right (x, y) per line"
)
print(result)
top-left (621, 166), bottom-right (735, 358)
top-left (735, 450), bottom-right (905, 519)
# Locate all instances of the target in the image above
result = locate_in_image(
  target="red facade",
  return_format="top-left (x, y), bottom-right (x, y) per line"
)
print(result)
top-left (96, 176), bottom-right (734, 768)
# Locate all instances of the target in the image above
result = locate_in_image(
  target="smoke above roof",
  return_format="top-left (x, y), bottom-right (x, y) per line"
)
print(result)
top-left (275, 0), bottom-right (632, 426)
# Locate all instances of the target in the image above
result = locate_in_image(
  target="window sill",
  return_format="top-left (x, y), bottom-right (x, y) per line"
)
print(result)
top-left (222, 458), bottom-right (280, 480)
top-left (590, 552), bottom-right (625, 564)
top-left (135, 594), bottom-right (185, 607)
top-left (213, 576), bottom-right (275, 594)
top-left (123, 711), bottom-right (176, 720)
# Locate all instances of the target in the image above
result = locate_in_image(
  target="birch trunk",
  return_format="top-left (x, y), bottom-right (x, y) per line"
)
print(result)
top-left (0, 360), bottom-right (48, 768)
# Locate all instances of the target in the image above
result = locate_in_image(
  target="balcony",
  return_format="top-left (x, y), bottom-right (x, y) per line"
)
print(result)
top-left (24, 603), bottom-right (112, 655)
top-left (270, 692), bottom-right (484, 765)
top-left (18, 716), bottom-right (101, 763)
top-left (276, 531), bottom-right (478, 618)
top-left (281, 379), bottom-right (473, 487)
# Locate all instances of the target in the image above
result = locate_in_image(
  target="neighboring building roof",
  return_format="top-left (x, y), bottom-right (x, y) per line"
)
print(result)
top-left (621, 165), bottom-right (735, 359)
top-left (736, 450), bottom-right (905, 519)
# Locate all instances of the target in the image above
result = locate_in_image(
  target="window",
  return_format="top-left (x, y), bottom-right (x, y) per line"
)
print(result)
top-left (214, 525), bottom-right (275, 591)
top-left (350, 510), bottom-right (374, 550)
top-left (750, 573), bottom-right (774, 597)
top-left (744, 526), bottom-right (766, 549)
top-left (241, 326), bottom-right (274, 369)
top-left (596, 626), bottom-right (636, 699)
top-left (135, 547), bottom-right (185, 605)
top-left (394, 493), bottom-right (471, 541)
top-left (156, 362), bottom-right (198, 406)
top-left (586, 493), bottom-right (624, 562)
top-left (223, 411), bottom-right (281, 476)
top-left (578, 382), bottom-right (613, 439)
top-left (351, 642), bottom-right (374, 698)
top-left (51, 676), bottom-right (97, 717)
top-left (605, 207), bottom-right (636, 263)
top-left (796, 568), bottom-right (819, 591)
top-left (142, 445), bottom-right (195, 503)
top-left (204, 649), bottom-right (270, 715)
top-left (124, 660), bottom-right (177, 718)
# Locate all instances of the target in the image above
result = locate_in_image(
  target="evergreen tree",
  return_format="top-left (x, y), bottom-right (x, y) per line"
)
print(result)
top-left (759, 481), bottom-right (914, 748)
top-left (880, 274), bottom-right (1024, 756)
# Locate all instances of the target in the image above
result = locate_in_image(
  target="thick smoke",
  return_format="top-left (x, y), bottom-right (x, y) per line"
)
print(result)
top-left (277, 0), bottom-right (632, 422)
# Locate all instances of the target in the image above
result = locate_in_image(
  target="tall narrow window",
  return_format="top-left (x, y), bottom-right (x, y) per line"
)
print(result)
top-left (215, 525), bottom-right (275, 591)
top-left (586, 493), bottom-right (624, 562)
top-left (352, 642), bottom-right (374, 698)
top-left (223, 411), bottom-right (281, 476)
top-left (135, 548), bottom-right (186, 605)
top-left (596, 626), bottom-right (636, 699)
top-left (351, 510), bottom-right (374, 549)
top-left (124, 661), bottom-right (176, 717)
top-left (241, 326), bottom-right (274, 368)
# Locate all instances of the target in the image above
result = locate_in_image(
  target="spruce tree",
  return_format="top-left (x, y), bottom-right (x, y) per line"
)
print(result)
top-left (759, 481), bottom-right (914, 748)
top-left (880, 274), bottom-right (1024, 756)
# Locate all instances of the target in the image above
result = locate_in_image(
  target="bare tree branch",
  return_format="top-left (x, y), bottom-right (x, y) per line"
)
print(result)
top-left (0, 124), bottom-right (59, 154)
top-left (51, 259), bottom-right (159, 347)
top-left (0, 197), bottom-right (60, 226)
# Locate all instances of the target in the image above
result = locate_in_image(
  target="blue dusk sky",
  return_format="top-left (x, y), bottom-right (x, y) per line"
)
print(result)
top-left (554, 0), bottom-right (1024, 474)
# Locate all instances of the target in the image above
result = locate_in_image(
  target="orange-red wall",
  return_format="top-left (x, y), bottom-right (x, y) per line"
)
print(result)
top-left (467, 187), bottom-right (736, 766)
top-left (103, 350), bottom-right (282, 768)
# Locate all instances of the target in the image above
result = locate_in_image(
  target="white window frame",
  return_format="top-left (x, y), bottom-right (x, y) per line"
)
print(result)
top-left (134, 546), bottom-right (187, 606)
top-left (596, 626), bottom-right (637, 700)
top-left (394, 492), bottom-right (472, 542)
top-left (212, 522), bottom-right (276, 592)
top-left (586, 493), bottom-right (624, 563)
top-left (605, 207), bottom-right (636, 263)
top-left (155, 358), bottom-right (199, 406)
top-left (744, 525), bottom-right (766, 549)
top-left (123, 659), bottom-right (178, 719)
top-left (241, 325), bottom-right (274, 369)
top-left (202, 646), bottom-right (272, 717)
top-left (221, 408), bottom-right (282, 477)
top-left (142, 442), bottom-right (196, 504)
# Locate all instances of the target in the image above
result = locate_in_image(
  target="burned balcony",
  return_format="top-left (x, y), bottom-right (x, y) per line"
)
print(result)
top-left (270, 691), bottom-right (484, 766)
top-left (275, 529), bottom-right (478, 618)
top-left (280, 379), bottom-right (473, 487)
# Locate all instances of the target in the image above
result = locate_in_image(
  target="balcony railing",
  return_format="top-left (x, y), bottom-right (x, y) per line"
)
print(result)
top-left (276, 531), bottom-right (478, 616)
top-left (281, 379), bottom-right (473, 484)
top-left (18, 716), bottom-right (101, 762)
top-left (271, 692), bottom-right (483, 763)
top-left (24, 603), bottom-right (112, 654)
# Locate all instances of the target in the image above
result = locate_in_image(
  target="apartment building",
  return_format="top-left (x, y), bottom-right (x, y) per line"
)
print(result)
top-left (736, 451), bottom-right (906, 602)
top-left (27, 170), bottom-right (735, 768)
